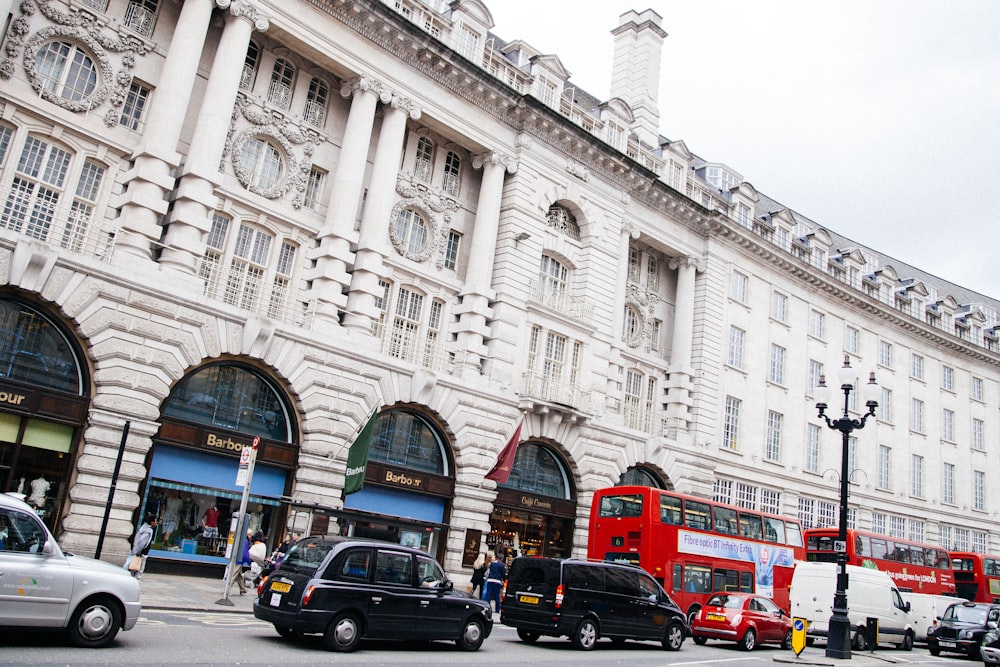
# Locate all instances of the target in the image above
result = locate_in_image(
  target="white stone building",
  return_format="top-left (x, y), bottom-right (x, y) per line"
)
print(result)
top-left (0, 0), bottom-right (996, 577)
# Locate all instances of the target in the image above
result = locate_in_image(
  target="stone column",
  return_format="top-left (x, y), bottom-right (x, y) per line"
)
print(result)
top-left (665, 255), bottom-right (701, 430)
top-left (158, 1), bottom-right (269, 277)
top-left (303, 78), bottom-right (385, 328)
top-left (454, 151), bottom-right (515, 373)
top-left (342, 94), bottom-right (421, 332)
top-left (113, 0), bottom-right (215, 264)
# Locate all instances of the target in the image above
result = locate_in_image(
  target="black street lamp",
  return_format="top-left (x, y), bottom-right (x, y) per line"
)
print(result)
top-left (814, 355), bottom-right (879, 660)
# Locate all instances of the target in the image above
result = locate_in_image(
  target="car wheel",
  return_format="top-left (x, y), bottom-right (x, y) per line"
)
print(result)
top-left (324, 612), bottom-right (362, 652)
top-left (687, 606), bottom-right (701, 627)
top-left (928, 646), bottom-right (941, 656)
top-left (456, 618), bottom-right (485, 651)
top-left (67, 595), bottom-right (122, 648)
top-left (571, 618), bottom-right (599, 651)
top-left (852, 628), bottom-right (868, 651)
top-left (781, 629), bottom-right (792, 650)
top-left (739, 628), bottom-right (757, 651)
top-left (663, 621), bottom-right (685, 651)
top-left (517, 628), bottom-right (540, 643)
top-left (694, 635), bottom-right (708, 645)
top-left (897, 630), bottom-right (913, 651)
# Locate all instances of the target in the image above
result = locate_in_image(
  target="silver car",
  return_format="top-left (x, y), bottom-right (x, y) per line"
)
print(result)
top-left (0, 492), bottom-right (141, 647)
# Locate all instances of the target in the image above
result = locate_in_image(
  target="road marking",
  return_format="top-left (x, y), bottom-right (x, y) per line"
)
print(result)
top-left (670, 658), bottom-right (755, 665)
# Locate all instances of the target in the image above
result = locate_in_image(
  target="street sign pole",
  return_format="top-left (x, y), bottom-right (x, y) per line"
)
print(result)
top-left (216, 436), bottom-right (259, 606)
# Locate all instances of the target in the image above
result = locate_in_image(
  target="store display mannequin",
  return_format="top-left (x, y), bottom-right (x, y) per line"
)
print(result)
top-left (28, 476), bottom-right (50, 508)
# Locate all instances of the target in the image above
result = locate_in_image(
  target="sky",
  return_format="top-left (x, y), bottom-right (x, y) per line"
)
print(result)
top-left (485, 1), bottom-right (1000, 300)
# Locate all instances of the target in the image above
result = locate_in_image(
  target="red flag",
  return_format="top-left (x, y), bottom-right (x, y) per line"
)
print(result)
top-left (485, 418), bottom-right (524, 483)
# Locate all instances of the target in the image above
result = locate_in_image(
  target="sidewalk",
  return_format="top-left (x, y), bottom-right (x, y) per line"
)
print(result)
top-left (138, 571), bottom-right (256, 613)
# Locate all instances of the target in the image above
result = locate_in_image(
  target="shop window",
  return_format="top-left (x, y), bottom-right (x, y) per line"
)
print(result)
top-left (161, 364), bottom-right (291, 441)
top-left (0, 298), bottom-right (83, 393)
top-left (498, 443), bottom-right (570, 499)
top-left (367, 409), bottom-right (447, 475)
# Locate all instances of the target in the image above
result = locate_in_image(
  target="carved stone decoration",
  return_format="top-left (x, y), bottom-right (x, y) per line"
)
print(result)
top-left (2, 0), bottom-right (148, 120)
top-left (215, 0), bottom-right (270, 32)
top-left (625, 283), bottom-right (661, 349)
top-left (566, 160), bottom-right (590, 182)
top-left (392, 174), bottom-right (460, 267)
top-left (225, 94), bottom-right (322, 202)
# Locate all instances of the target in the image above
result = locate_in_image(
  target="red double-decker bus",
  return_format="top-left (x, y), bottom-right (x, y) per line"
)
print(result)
top-left (587, 486), bottom-right (805, 618)
top-left (804, 528), bottom-right (955, 595)
top-left (951, 552), bottom-right (1000, 603)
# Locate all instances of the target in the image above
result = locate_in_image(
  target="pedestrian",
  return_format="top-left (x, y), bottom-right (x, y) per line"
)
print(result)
top-left (485, 550), bottom-right (506, 612)
top-left (227, 529), bottom-right (252, 595)
top-left (124, 514), bottom-right (157, 578)
top-left (249, 532), bottom-right (268, 586)
top-left (481, 552), bottom-right (493, 600)
top-left (271, 531), bottom-right (293, 567)
top-left (469, 553), bottom-right (487, 599)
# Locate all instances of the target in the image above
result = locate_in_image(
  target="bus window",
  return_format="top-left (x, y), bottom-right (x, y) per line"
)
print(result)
top-left (871, 538), bottom-right (888, 559)
top-left (809, 535), bottom-right (835, 551)
top-left (986, 559), bottom-right (999, 576)
top-left (934, 550), bottom-right (951, 570)
top-left (739, 512), bottom-right (763, 541)
top-left (684, 501), bottom-right (711, 531)
top-left (713, 568), bottom-right (738, 592)
top-left (764, 516), bottom-right (785, 544)
top-left (599, 494), bottom-right (643, 518)
top-left (786, 522), bottom-right (803, 548)
top-left (660, 495), bottom-right (682, 526)
top-left (684, 564), bottom-right (711, 593)
top-left (714, 506), bottom-right (738, 535)
top-left (953, 557), bottom-right (973, 572)
top-left (855, 534), bottom-right (869, 557)
top-left (672, 564), bottom-right (683, 591)
top-left (740, 571), bottom-right (754, 593)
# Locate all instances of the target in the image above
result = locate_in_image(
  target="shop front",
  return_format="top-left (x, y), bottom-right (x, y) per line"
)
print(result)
top-left (138, 363), bottom-right (298, 564)
top-left (0, 296), bottom-right (89, 533)
top-left (488, 442), bottom-right (576, 560)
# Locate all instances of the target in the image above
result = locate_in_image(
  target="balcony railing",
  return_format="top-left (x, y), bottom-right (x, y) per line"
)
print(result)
top-left (521, 371), bottom-right (590, 412)
top-left (123, 3), bottom-right (155, 38)
top-left (527, 282), bottom-right (595, 325)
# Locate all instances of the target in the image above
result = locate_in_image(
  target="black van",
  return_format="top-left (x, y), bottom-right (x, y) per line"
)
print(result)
top-left (501, 557), bottom-right (688, 651)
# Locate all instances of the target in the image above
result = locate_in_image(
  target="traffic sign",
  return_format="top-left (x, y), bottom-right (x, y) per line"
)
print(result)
top-left (792, 617), bottom-right (808, 656)
top-left (834, 539), bottom-right (847, 553)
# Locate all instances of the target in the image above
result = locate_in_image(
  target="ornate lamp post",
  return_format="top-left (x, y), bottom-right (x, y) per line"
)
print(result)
top-left (814, 356), bottom-right (879, 659)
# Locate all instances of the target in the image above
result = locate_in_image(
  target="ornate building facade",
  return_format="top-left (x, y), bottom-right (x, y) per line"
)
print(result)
top-left (0, 0), bottom-right (997, 575)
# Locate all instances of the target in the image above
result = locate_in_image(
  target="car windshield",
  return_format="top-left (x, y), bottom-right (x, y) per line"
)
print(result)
top-left (707, 594), bottom-right (743, 609)
top-left (280, 539), bottom-right (334, 572)
top-left (946, 604), bottom-right (988, 624)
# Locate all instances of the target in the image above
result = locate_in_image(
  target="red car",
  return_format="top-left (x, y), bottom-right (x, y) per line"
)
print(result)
top-left (691, 593), bottom-right (792, 651)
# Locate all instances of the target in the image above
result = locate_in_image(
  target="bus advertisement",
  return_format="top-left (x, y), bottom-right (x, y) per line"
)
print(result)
top-left (951, 551), bottom-right (1000, 603)
top-left (588, 486), bottom-right (805, 617)
top-left (805, 527), bottom-right (955, 596)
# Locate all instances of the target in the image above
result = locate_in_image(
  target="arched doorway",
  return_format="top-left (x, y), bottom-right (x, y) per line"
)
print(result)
top-left (617, 465), bottom-right (669, 489)
top-left (141, 362), bottom-right (298, 564)
top-left (489, 442), bottom-right (576, 559)
top-left (0, 296), bottom-right (89, 532)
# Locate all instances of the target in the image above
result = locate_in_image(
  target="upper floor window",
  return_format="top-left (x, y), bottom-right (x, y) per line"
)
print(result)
top-left (805, 423), bottom-right (820, 473)
top-left (238, 137), bottom-right (283, 191)
top-left (545, 204), bottom-right (580, 240)
top-left (623, 369), bottom-right (656, 433)
top-left (303, 77), bottom-right (329, 127)
top-left (942, 366), bottom-right (955, 391)
top-left (119, 80), bottom-right (150, 131)
top-left (911, 353), bottom-right (924, 380)
top-left (766, 411), bottom-right (783, 461)
top-left (878, 340), bottom-right (893, 368)
top-left (808, 310), bottom-right (825, 339)
top-left (727, 326), bottom-right (745, 369)
top-left (394, 208), bottom-right (429, 255)
top-left (413, 137), bottom-right (433, 183)
top-left (943, 462), bottom-right (955, 504)
top-left (877, 445), bottom-right (891, 490)
top-left (974, 471), bottom-right (986, 511)
top-left (722, 396), bottom-right (741, 450)
top-left (268, 58), bottom-right (296, 110)
top-left (34, 41), bottom-right (98, 103)
top-left (808, 360), bottom-right (824, 394)
top-left (457, 25), bottom-right (480, 60)
top-left (381, 286), bottom-right (447, 369)
top-left (623, 306), bottom-right (641, 346)
top-left (627, 247), bottom-right (640, 283)
top-left (443, 231), bottom-right (461, 270)
top-left (442, 151), bottom-right (461, 196)
top-left (769, 344), bottom-right (785, 384)
top-left (302, 168), bottom-right (325, 211)
top-left (241, 42), bottom-right (260, 91)
top-left (879, 387), bottom-right (893, 422)
top-left (736, 203), bottom-right (751, 228)
top-left (844, 326), bottom-right (859, 354)
top-left (646, 255), bottom-right (659, 291)
top-left (911, 398), bottom-right (924, 433)
top-left (972, 376), bottom-right (984, 401)
top-left (124, 0), bottom-right (158, 37)
top-left (730, 271), bottom-right (748, 303)
top-left (524, 326), bottom-right (585, 407)
top-left (771, 291), bottom-right (788, 322)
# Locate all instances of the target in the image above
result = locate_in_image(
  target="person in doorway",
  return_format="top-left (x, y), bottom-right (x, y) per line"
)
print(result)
top-left (124, 514), bottom-right (158, 578)
top-left (485, 550), bottom-right (506, 612)
top-left (469, 553), bottom-right (487, 599)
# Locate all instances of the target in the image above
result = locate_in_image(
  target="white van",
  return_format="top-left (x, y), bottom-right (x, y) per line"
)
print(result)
top-left (790, 561), bottom-right (915, 650)
top-left (901, 592), bottom-right (963, 643)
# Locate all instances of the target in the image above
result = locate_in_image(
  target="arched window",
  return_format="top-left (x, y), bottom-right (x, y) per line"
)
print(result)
top-left (499, 443), bottom-right (571, 499)
top-left (442, 151), bottom-right (461, 196)
top-left (268, 58), bottom-right (295, 109)
top-left (241, 41), bottom-right (260, 91)
top-left (0, 299), bottom-right (84, 394)
top-left (617, 466), bottom-right (665, 488)
top-left (2, 136), bottom-right (71, 241)
top-left (239, 137), bottom-right (283, 190)
top-left (366, 409), bottom-right (448, 475)
top-left (161, 364), bottom-right (292, 441)
top-left (545, 203), bottom-right (580, 240)
top-left (303, 77), bottom-right (328, 127)
top-left (394, 208), bottom-right (428, 255)
top-left (413, 137), bottom-right (433, 183)
top-left (34, 42), bottom-right (98, 102)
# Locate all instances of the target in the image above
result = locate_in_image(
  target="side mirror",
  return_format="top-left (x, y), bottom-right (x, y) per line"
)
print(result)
top-left (904, 601), bottom-right (911, 612)
top-left (443, 580), bottom-right (454, 592)
top-left (42, 538), bottom-right (57, 556)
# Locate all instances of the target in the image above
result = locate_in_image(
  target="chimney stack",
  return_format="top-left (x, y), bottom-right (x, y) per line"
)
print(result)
top-left (610, 9), bottom-right (666, 148)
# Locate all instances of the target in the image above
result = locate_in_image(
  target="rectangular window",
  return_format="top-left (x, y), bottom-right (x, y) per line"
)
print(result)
top-left (628, 247), bottom-right (640, 283)
top-left (808, 360), bottom-right (824, 394)
top-left (735, 483), bottom-right (757, 510)
top-left (766, 411), bottom-right (782, 461)
top-left (727, 326), bottom-right (745, 368)
top-left (119, 80), bottom-right (150, 130)
top-left (871, 512), bottom-right (886, 535)
top-left (817, 501), bottom-right (836, 528)
top-left (879, 340), bottom-right (893, 368)
top-left (909, 520), bottom-right (925, 544)
top-left (809, 310), bottom-right (825, 338)
top-left (730, 271), bottom-right (748, 303)
top-left (972, 376), bottom-right (984, 401)
top-left (973, 532), bottom-right (988, 554)
top-left (646, 255), bottom-right (659, 291)
top-left (797, 497), bottom-right (816, 529)
top-left (713, 478), bottom-right (733, 504)
top-left (890, 515), bottom-right (906, 539)
top-left (956, 528), bottom-right (970, 551)
top-left (938, 408), bottom-right (953, 441)
top-left (878, 445), bottom-right (891, 490)
top-left (972, 418), bottom-right (985, 451)
top-left (771, 291), bottom-right (787, 322)
top-left (879, 387), bottom-right (893, 422)
top-left (303, 168), bottom-right (325, 210)
top-left (911, 398), bottom-right (924, 433)
top-left (911, 454), bottom-right (923, 497)
top-left (943, 462), bottom-right (955, 504)
top-left (444, 231), bottom-right (461, 270)
top-left (942, 366), bottom-right (955, 391)
top-left (911, 353), bottom-right (924, 380)
top-left (768, 344), bottom-right (785, 384)
top-left (805, 423), bottom-right (820, 472)
top-left (722, 396), bottom-right (741, 450)
top-left (844, 326), bottom-right (859, 354)
top-left (760, 489), bottom-right (781, 516)
top-left (974, 471), bottom-right (986, 511)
